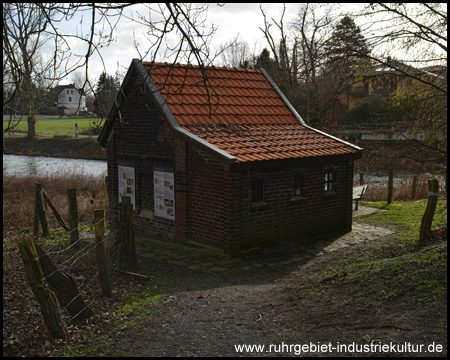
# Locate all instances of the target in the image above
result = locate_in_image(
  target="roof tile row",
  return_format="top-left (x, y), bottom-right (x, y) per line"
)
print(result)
top-left (182, 123), bottom-right (357, 162)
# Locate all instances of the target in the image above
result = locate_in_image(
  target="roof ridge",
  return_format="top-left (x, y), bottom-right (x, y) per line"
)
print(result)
top-left (141, 61), bottom-right (261, 73)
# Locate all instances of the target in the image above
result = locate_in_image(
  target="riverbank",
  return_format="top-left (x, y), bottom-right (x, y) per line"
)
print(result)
top-left (354, 140), bottom-right (446, 173)
top-left (3, 135), bottom-right (106, 160)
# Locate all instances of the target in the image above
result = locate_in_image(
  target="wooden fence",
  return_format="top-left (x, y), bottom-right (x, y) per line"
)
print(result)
top-left (20, 183), bottom-right (120, 338)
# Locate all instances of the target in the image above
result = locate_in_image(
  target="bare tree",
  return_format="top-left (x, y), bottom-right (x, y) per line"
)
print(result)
top-left (259, 4), bottom-right (301, 119)
top-left (219, 37), bottom-right (254, 68)
top-left (3, 3), bottom-right (56, 137)
top-left (354, 3), bottom-right (447, 95)
top-left (259, 3), bottom-right (340, 126)
top-left (291, 3), bottom-right (338, 126)
top-left (3, 3), bottom-right (225, 135)
top-left (351, 3), bottom-right (447, 159)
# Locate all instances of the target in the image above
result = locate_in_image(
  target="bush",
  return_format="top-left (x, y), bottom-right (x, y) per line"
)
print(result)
top-left (343, 95), bottom-right (391, 125)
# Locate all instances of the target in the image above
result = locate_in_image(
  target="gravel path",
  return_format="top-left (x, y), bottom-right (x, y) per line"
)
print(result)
top-left (86, 205), bottom-right (443, 357)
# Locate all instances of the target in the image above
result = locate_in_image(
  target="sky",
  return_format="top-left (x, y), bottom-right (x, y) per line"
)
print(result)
top-left (60, 3), bottom-right (303, 85)
top-left (57, 3), bottom-right (446, 87)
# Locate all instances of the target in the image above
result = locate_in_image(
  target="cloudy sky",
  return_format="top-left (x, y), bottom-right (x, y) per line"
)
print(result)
top-left (61, 3), bottom-right (304, 84)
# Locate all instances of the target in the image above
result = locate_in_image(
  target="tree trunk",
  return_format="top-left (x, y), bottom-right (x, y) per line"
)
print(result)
top-left (67, 188), bottom-right (79, 247)
top-left (27, 114), bottom-right (36, 138)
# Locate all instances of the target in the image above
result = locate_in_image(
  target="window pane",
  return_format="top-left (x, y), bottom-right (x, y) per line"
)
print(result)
top-left (293, 176), bottom-right (302, 196)
top-left (325, 171), bottom-right (334, 192)
top-left (252, 179), bottom-right (264, 202)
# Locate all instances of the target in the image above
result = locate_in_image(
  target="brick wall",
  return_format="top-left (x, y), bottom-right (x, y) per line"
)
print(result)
top-left (182, 141), bottom-right (355, 255)
top-left (186, 144), bottom-right (232, 250)
top-left (227, 160), bottom-right (355, 254)
top-left (106, 81), bottom-right (178, 243)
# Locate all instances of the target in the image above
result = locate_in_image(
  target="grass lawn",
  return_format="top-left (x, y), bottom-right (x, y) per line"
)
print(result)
top-left (359, 200), bottom-right (447, 243)
top-left (3, 117), bottom-right (104, 135)
top-left (297, 199), bottom-right (447, 308)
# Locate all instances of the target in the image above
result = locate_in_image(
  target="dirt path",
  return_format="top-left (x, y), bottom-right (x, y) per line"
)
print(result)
top-left (82, 208), bottom-right (446, 357)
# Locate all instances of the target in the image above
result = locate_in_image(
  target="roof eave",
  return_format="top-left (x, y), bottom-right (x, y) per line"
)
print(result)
top-left (259, 67), bottom-right (363, 155)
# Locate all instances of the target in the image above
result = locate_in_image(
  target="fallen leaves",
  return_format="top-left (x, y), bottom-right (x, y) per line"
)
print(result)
top-left (3, 228), bottom-right (149, 357)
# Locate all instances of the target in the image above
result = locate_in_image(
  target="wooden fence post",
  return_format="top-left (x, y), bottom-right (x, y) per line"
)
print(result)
top-left (43, 190), bottom-right (70, 231)
top-left (119, 196), bottom-right (137, 271)
top-left (411, 175), bottom-right (417, 199)
top-left (33, 199), bottom-right (39, 238)
top-left (35, 182), bottom-right (51, 237)
top-left (387, 168), bottom-right (393, 204)
top-left (67, 188), bottom-right (78, 247)
top-left (95, 209), bottom-right (112, 297)
top-left (34, 243), bottom-right (95, 321)
top-left (359, 172), bottom-right (364, 185)
top-left (418, 179), bottom-right (439, 245)
top-left (18, 238), bottom-right (67, 338)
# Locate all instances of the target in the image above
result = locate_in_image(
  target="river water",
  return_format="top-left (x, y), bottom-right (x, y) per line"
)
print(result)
top-left (3, 154), bottom-right (107, 178)
top-left (2, 154), bottom-right (442, 187)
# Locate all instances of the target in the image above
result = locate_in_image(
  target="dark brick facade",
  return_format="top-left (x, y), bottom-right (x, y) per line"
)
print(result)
top-left (105, 77), bottom-right (356, 255)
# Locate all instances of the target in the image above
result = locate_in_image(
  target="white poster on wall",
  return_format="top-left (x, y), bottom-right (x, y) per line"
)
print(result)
top-left (118, 162), bottom-right (135, 210)
top-left (154, 166), bottom-right (175, 220)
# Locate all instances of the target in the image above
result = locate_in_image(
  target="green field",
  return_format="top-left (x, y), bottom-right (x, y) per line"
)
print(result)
top-left (3, 117), bottom-right (105, 135)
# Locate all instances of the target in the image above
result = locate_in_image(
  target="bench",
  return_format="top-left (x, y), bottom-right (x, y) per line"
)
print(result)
top-left (352, 185), bottom-right (368, 210)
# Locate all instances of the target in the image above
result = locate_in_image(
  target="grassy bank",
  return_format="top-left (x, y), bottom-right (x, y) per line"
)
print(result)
top-left (3, 174), bottom-right (171, 357)
top-left (3, 117), bottom-right (104, 135)
top-left (3, 136), bottom-right (106, 160)
top-left (296, 199), bottom-right (447, 311)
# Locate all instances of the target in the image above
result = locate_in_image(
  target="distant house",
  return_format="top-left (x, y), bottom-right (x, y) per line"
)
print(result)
top-left (98, 59), bottom-right (362, 255)
top-left (345, 57), bottom-right (443, 109)
top-left (53, 84), bottom-right (87, 115)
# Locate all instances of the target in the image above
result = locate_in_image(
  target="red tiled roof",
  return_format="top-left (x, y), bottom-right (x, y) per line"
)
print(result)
top-left (141, 62), bottom-right (361, 163)
top-left (143, 62), bottom-right (299, 126)
top-left (181, 123), bottom-right (358, 162)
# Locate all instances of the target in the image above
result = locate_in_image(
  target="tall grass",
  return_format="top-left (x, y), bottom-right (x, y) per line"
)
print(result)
top-left (362, 174), bottom-right (446, 202)
top-left (3, 175), bottom-right (108, 247)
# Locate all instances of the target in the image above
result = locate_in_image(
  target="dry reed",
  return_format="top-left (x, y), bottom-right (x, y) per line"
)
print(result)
top-left (363, 174), bottom-right (446, 202)
top-left (3, 174), bottom-right (108, 241)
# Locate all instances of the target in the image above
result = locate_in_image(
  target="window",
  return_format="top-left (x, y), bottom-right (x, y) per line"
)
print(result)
top-left (68, 97), bottom-right (72, 102)
top-left (252, 179), bottom-right (265, 203)
top-left (293, 175), bottom-right (303, 197)
top-left (67, 90), bottom-right (69, 94)
top-left (71, 90), bottom-right (74, 95)
top-left (324, 171), bottom-right (335, 192)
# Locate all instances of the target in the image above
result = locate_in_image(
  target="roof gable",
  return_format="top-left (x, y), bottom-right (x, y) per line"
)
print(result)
top-left (98, 59), bottom-right (362, 163)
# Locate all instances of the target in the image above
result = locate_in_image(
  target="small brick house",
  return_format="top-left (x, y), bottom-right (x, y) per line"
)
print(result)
top-left (98, 59), bottom-right (362, 255)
